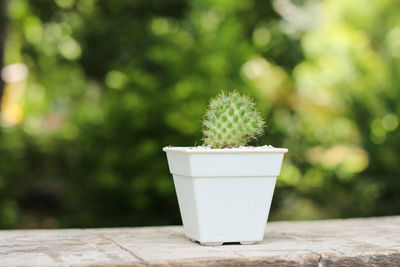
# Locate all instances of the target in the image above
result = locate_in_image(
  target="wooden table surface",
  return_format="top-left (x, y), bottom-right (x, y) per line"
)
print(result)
top-left (1, 216), bottom-right (400, 266)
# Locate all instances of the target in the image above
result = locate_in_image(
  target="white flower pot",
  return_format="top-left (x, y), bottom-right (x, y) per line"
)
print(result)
top-left (163, 146), bottom-right (288, 246)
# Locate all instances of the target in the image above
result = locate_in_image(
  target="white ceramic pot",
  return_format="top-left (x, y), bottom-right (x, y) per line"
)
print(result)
top-left (163, 146), bottom-right (288, 246)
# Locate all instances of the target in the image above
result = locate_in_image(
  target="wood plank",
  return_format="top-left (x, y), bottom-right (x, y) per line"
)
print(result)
top-left (1, 216), bottom-right (399, 266)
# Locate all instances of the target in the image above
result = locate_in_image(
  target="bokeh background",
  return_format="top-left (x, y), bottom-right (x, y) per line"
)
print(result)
top-left (0, 0), bottom-right (399, 229)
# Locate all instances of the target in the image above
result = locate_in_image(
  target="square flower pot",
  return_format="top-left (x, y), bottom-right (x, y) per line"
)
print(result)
top-left (163, 146), bottom-right (287, 246)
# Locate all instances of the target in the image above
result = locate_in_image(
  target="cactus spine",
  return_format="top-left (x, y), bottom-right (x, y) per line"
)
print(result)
top-left (202, 91), bottom-right (265, 148)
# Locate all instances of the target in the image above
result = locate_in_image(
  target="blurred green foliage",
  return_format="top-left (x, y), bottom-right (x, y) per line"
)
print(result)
top-left (0, 0), bottom-right (399, 228)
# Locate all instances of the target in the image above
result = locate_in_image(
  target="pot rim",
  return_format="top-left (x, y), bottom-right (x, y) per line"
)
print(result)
top-left (163, 146), bottom-right (288, 154)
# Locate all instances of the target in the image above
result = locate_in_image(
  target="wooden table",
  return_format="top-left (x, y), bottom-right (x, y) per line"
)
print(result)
top-left (1, 216), bottom-right (400, 266)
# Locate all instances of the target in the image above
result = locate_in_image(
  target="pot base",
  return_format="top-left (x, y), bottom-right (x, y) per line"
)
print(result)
top-left (190, 238), bottom-right (260, 246)
top-left (199, 241), bottom-right (223, 246)
top-left (239, 241), bottom-right (259, 245)
top-left (197, 240), bottom-right (259, 246)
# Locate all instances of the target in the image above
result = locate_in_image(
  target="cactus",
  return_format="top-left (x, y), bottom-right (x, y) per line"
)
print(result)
top-left (202, 91), bottom-right (265, 148)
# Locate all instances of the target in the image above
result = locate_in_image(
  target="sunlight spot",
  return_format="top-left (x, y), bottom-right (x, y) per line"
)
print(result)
top-left (307, 145), bottom-right (369, 174)
top-left (24, 16), bottom-right (43, 44)
top-left (382, 114), bottom-right (399, 131)
top-left (105, 71), bottom-right (127, 90)
top-left (54, 0), bottom-right (75, 9)
top-left (253, 27), bottom-right (271, 47)
top-left (242, 58), bottom-right (269, 79)
top-left (1, 63), bottom-right (28, 83)
top-left (386, 26), bottom-right (400, 58)
top-left (58, 37), bottom-right (81, 60)
top-left (151, 17), bottom-right (176, 35)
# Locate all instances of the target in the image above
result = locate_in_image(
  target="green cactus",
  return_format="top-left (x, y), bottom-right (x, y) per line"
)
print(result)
top-left (202, 91), bottom-right (265, 148)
